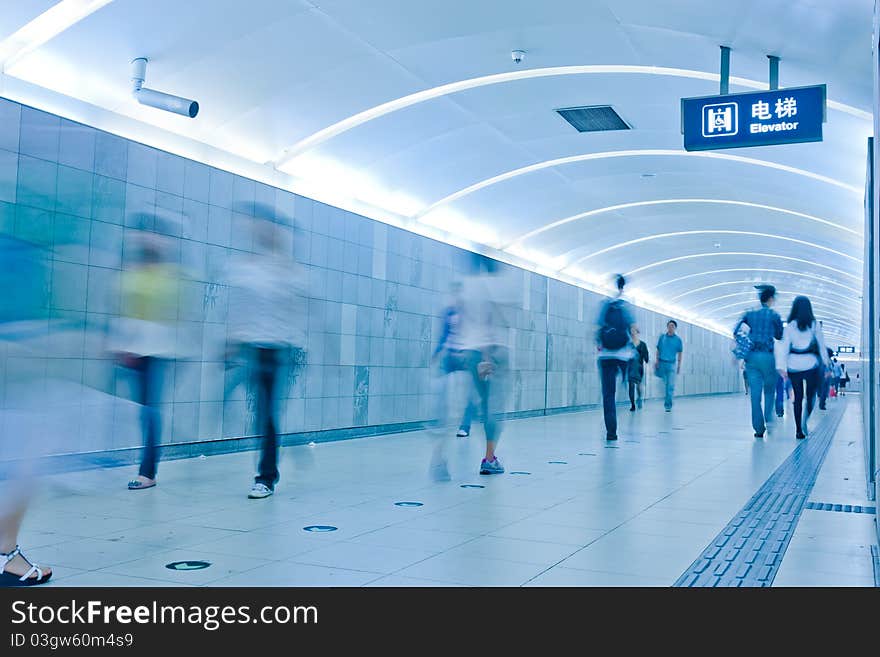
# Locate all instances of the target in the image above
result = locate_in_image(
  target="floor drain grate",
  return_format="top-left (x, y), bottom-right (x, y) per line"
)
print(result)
top-left (804, 502), bottom-right (876, 514)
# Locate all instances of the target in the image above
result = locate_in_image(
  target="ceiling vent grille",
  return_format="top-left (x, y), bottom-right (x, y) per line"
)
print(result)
top-left (556, 105), bottom-right (631, 132)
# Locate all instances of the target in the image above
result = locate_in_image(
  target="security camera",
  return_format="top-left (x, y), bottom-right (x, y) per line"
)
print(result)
top-left (131, 58), bottom-right (199, 118)
top-left (511, 49), bottom-right (526, 64)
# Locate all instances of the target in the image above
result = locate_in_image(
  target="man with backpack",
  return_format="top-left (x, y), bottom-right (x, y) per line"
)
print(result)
top-left (596, 275), bottom-right (637, 441)
top-left (734, 285), bottom-right (783, 438)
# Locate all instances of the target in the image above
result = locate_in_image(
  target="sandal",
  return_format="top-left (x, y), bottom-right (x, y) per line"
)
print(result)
top-left (0, 545), bottom-right (52, 587)
top-left (127, 476), bottom-right (156, 490)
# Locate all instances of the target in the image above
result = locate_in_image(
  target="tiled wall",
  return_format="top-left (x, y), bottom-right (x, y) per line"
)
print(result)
top-left (0, 98), bottom-right (741, 458)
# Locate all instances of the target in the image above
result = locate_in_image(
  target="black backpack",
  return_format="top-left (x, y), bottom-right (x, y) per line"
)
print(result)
top-left (600, 300), bottom-right (629, 350)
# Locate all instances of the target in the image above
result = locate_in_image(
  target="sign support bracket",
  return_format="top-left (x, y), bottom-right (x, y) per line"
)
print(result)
top-left (768, 55), bottom-right (780, 90)
top-left (720, 46), bottom-right (731, 95)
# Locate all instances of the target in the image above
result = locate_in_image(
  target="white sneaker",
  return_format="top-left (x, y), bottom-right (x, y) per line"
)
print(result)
top-left (456, 429), bottom-right (469, 437)
top-left (248, 483), bottom-right (274, 499)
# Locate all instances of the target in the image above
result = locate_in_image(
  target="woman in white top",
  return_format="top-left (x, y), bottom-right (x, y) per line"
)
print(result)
top-left (776, 296), bottom-right (830, 439)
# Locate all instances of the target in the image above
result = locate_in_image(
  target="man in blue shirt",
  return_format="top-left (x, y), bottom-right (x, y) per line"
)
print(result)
top-left (734, 285), bottom-right (783, 437)
top-left (654, 320), bottom-right (683, 411)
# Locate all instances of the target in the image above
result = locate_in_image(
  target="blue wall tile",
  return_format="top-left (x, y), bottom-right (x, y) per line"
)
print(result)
top-left (92, 174), bottom-right (126, 224)
top-left (56, 165), bottom-right (93, 218)
top-left (94, 132), bottom-right (128, 180)
top-left (156, 151), bottom-right (185, 197)
top-left (183, 159), bottom-right (210, 202)
top-left (209, 168), bottom-right (233, 209)
top-left (0, 99), bottom-right (21, 152)
top-left (19, 107), bottom-right (60, 162)
top-left (0, 149), bottom-right (16, 204)
top-left (16, 155), bottom-right (56, 211)
top-left (58, 119), bottom-right (96, 171)
top-left (126, 142), bottom-right (158, 188)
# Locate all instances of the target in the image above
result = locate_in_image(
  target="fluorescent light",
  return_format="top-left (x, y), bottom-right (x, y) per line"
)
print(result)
top-left (644, 268), bottom-right (862, 295)
top-left (626, 252), bottom-right (863, 280)
top-left (273, 65), bottom-right (870, 166)
top-left (506, 198), bottom-right (860, 249)
top-left (415, 150), bottom-right (862, 222)
top-left (564, 230), bottom-right (861, 271)
top-left (0, 0), bottom-right (114, 72)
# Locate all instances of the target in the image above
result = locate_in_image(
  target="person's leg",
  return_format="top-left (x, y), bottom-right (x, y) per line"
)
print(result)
top-left (599, 359), bottom-right (619, 438)
top-left (789, 370), bottom-right (806, 437)
top-left (637, 379), bottom-right (644, 408)
top-left (803, 368), bottom-right (820, 431)
top-left (745, 357), bottom-right (765, 435)
top-left (818, 367), bottom-right (828, 409)
top-left (479, 347), bottom-right (508, 470)
top-left (137, 357), bottom-right (162, 481)
top-left (757, 354), bottom-right (775, 426)
top-left (775, 375), bottom-right (785, 416)
top-left (255, 348), bottom-right (280, 488)
top-left (663, 363), bottom-right (676, 410)
top-left (628, 379), bottom-right (636, 410)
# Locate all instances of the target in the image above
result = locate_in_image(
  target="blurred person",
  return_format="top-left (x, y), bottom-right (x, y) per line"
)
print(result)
top-left (776, 296), bottom-right (829, 439)
top-left (774, 373), bottom-right (785, 418)
top-left (431, 282), bottom-right (478, 439)
top-left (654, 319), bottom-right (683, 411)
top-left (108, 227), bottom-right (179, 490)
top-left (457, 254), bottom-right (514, 474)
top-left (0, 234), bottom-right (52, 586)
top-left (831, 358), bottom-right (842, 397)
top-left (596, 274), bottom-right (636, 441)
top-left (627, 326), bottom-right (649, 411)
top-left (838, 363), bottom-right (849, 396)
top-left (225, 207), bottom-right (307, 499)
top-left (818, 346), bottom-right (834, 410)
top-left (734, 285), bottom-right (783, 438)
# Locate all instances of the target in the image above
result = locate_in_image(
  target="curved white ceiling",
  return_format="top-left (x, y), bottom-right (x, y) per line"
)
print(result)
top-left (0, 0), bottom-right (870, 344)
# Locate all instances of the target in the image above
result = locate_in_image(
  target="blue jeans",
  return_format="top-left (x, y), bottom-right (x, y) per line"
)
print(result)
top-left (775, 374), bottom-right (786, 416)
top-left (745, 351), bottom-right (776, 433)
top-left (657, 361), bottom-right (677, 409)
top-left (133, 356), bottom-right (164, 480)
top-left (435, 350), bottom-right (479, 432)
top-left (465, 347), bottom-right (508, 445)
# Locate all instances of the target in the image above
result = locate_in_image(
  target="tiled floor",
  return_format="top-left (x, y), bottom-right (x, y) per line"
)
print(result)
top-left (11, 393), bottom-right (877, 586)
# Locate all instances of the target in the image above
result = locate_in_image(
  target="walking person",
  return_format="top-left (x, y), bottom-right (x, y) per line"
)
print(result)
top-left (225, 209), bottom-right (307, 499)
top-left (110, 228), bottom-right (180, 490)
top-left (431, 282), bottom-right (478, 439)
top-left (596, 275), bottom-right (637, 440)
top-left (628, 326), bottom-right (649, 411)
top-left (734, 285), bottom-right (783, 438)
top-left (838, 363), bottom-right (849, 396)
top-left (775, 373), bottom-right (786, 418)
top-left (831, 358), bottom-right (842, 397)
top-left (457, 254), bottom-right (514, 474)
top-left (776, 296), bottom-right (830, 439)
top-left (818, 346), bottom-right (834, 410)
top-left (654, 320), bottom-right (683, 411)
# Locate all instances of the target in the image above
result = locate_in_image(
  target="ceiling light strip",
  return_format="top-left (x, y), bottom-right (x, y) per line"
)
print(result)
top-left (564, 230), bottom-right (861, 271)
top-left (627, 252), bottom-right (863, 280)
top-left (506, 198), bottom-right (860, 248)
top-left (415, 150), bottom-right (861, 222)
top-left (644, 268), bottom-right (862, 294)
top-left (0, 0), bottom-right (114, 72)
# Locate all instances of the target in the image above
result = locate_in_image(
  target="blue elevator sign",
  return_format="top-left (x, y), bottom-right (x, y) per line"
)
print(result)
top-left (681, 85), bottom-right (826, 151)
